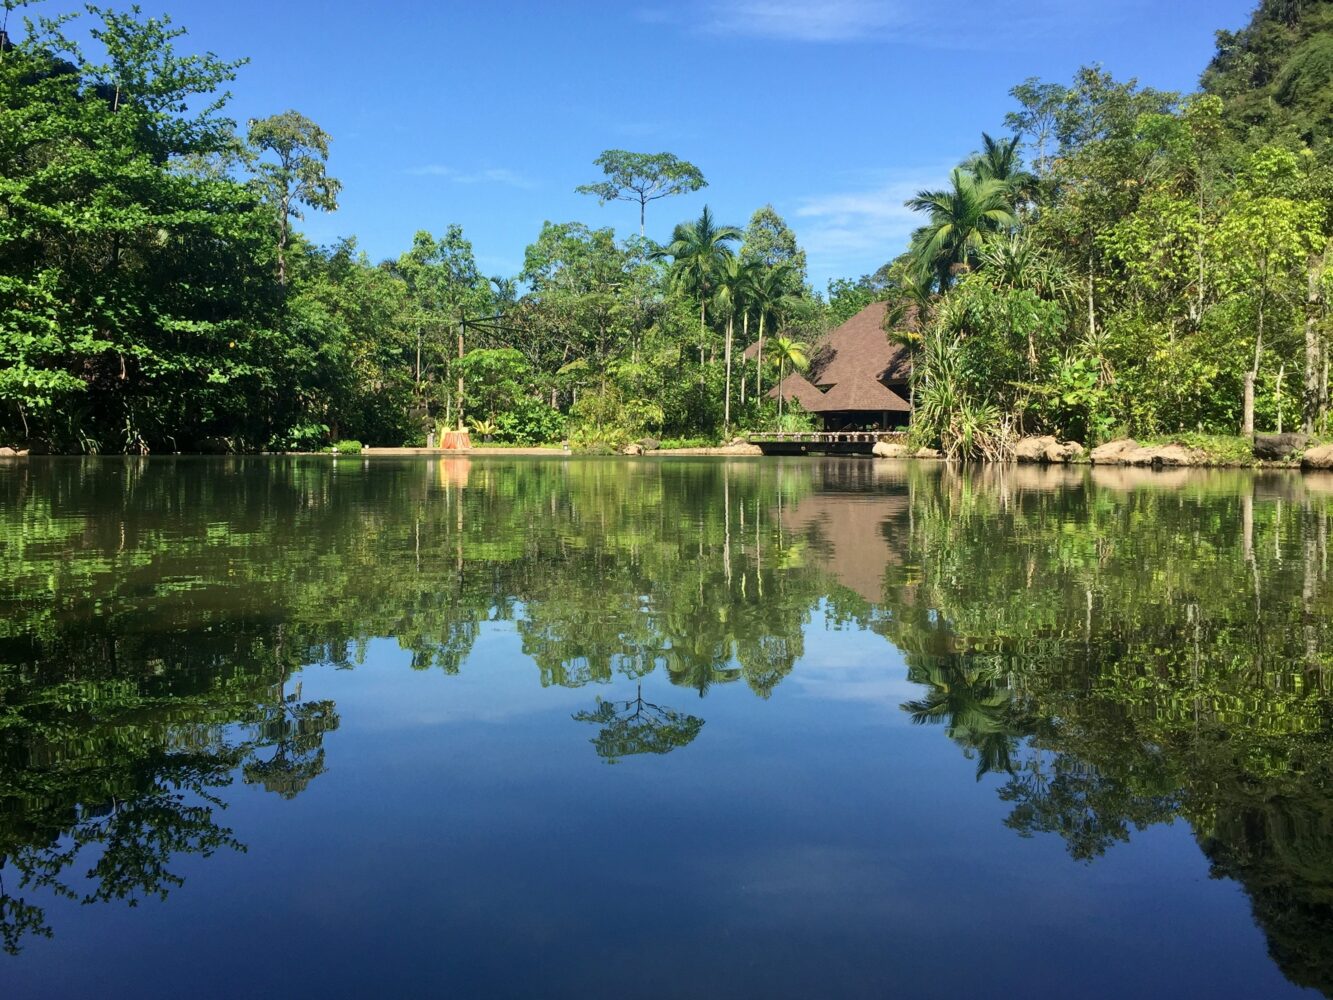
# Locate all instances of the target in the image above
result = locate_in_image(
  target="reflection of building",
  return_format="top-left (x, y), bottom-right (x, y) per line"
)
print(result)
top-left (751, 302), bottom-right (913, 431)
top-left (781, 488), bottom-right (908, 604)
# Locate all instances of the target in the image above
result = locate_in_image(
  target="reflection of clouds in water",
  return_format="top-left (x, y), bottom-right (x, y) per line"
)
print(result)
top-left (334, 631), bottom-right (596, 730)
top-left (786, 617), bottom-right (920, 713)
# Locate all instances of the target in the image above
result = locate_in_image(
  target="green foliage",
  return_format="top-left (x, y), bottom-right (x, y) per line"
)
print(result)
top-left (333, 439), bottom-right (362, 454)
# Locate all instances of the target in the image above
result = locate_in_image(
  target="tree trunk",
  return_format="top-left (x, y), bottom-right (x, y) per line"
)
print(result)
top-left (756, 315), bottom-right (766, 400)
top-left (1243, 372), bottom-right (1256, 437)
top-left (1244, 295), bottom-right (1266, 437)
top-left (740, 312), bottom-right (749, 405)
top-left (724, 314), bottom-right (733, 432)
top-left (1276, 363), bottom-right (1285, 434)
top-left (456, 319), bottom-right (465, 431)
top-left (1305, 252), bottom-right (1327, 434)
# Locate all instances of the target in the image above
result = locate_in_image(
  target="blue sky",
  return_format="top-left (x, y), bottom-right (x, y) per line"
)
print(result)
top-left (84, 0), bottom-right (1256, 289)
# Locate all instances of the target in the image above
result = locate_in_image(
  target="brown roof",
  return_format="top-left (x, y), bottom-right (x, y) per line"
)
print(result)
top-left (804, 376), bottom-right (910, 413)
top-left (766, 372), bottom-right (825, 410)
top-left (811, 302), bottom-right (911, 386)
top-left (742, 338), bottom-right (765, 361)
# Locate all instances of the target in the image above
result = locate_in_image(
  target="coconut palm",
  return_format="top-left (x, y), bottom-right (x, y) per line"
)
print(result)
top-left (906, 169), bottom-right (1017, 290)
top-left (653, 205), bottom-right (742, 367)
top-left (714, 256), bottom-right (762, 431)
top-left (967, 132), bottom-right (1040, 207)
top-left (767, 336), bottom-right (809, 421)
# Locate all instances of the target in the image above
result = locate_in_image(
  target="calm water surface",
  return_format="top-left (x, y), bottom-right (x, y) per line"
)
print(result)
top-left (2, 456), bottom-right (1332, 998)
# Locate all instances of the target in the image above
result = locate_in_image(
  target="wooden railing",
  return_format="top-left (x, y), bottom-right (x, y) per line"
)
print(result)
top-left (746, 430), bottom-right (908, 454)
top-left (747, 430), bottom-right (908, 445)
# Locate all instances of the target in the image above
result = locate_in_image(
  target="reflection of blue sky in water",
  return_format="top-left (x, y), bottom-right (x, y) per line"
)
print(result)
top-left (2, 457), bottom-right (1326, 997)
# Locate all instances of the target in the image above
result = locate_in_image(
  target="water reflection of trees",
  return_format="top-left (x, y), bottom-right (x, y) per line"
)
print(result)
top-left (0, 457), bottom-right (844, 952)
top-left (9, 457), bottom-right (1333, 993)
top-left (573, 685), bottom-right (704, 762)
top-left (875, 464), bottom-right (1333, 996)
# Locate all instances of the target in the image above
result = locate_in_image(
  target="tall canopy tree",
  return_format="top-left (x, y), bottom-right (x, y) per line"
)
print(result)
top-left (247, 110), bottom-right (340, 287)
top-left (575, 150), bottom-right (706, 236)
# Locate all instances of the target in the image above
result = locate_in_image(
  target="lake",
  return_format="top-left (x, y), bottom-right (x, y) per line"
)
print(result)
top-left (1, 455), bottom-right (1331, 998)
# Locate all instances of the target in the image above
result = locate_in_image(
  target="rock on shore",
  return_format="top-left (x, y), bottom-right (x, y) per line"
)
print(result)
top-left (872, 441), bottom-right (911, 458)
top-left (1090, 438), bottom-right (1204, 466)
top-left (1302, 444), bottom-right (1333, 470)
top-left (1014, 436), bottom-right (1085, 463)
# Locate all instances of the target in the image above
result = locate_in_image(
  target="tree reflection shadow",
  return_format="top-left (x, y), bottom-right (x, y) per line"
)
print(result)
top-left (573, 684), bottom-right (704, 763)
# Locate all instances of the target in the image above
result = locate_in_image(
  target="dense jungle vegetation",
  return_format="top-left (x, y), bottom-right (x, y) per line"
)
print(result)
top-left (3, 0), bottom-right (1333, 453)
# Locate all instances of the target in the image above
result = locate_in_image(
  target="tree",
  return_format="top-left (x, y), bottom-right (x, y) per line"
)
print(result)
top-left (654, 206), bottom-right (741, 369)
top-left (1212, 146), bottom-right (1323, 435)
top-left (247, 110), bottom-right (340, 287)
top-left (750, 263), bottom-right (796, 401)
top-left (767, 336), bottom-right (809, 419)
top-left (741, 205), bottom-right (808, 293)
top-left (905, 169), bottom-right (1017, 290)
top-left (714, 256), bottom-right (760, 431)
top-left (967, 132), bottom-right (1039, 208)
top-left (575, 150), bottom-right (706, 236)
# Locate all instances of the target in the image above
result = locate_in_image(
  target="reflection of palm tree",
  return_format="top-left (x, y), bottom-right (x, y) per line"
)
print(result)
top-left (901, 659), bottom-right (1020, 779)
top-left (572, 684), bottom-right (704, 762)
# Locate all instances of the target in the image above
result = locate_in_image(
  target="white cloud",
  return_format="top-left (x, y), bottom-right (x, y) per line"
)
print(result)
top-left (687, 0), bottom-right (1143, 47)
top-left (793, 167), bottom-right (951, 279)
top-left (405, 165), bottom-right (537, 189)
top-left (703, 0), bottom-right (906, 42)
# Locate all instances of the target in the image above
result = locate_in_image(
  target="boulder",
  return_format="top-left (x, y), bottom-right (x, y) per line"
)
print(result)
top-left (1254, 432), bottom-right (1308, 461)
top-left (0, 447), bottom-right (14, 457)
top-left (872, 440), bottom-right (911, 459)
top-left (1014, 435), bottom-right (1058, 463)
top-left (718, 442), bottom-right (763, 456)
top-left (1044, 440), bottom-right (1085, 464)
top-left (1123, 444), bottom-right (1201, 467)
top-left (1302, 444), bottom-right (1333, 470)
top-left (638, 437), bottom-right (661, 452)
top-left (914, 447), bottom-right (942, 459)
top-left (621, 443), bottom-right (644, 456)
top-left (1089, 438), bottom-right (1138, 464)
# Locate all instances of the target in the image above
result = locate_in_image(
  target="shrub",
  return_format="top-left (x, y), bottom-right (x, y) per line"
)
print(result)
top-left (333, 439), bottom-right (363, 455)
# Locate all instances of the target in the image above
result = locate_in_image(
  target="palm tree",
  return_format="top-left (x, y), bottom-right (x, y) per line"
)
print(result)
top-left (968, 132), bottom-right (1039, 206)
top-left (767, 336), bottom-right (809, 421)
top-left (749, 263), bottom-right (795, 403)
top-left (653, 205), bottom-right (742, 369)
top-left (906, 168), bottom-right (1017, 290)
top-left (714, 257), bottom-right (762, 432)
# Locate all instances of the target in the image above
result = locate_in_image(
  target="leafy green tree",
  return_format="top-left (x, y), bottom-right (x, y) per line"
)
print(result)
top-left (575, 149), bottom-right (706, 236)
top-left (247, 110), bottom-right (341, 287)
top-left (741, 204), bottom-right (808, 294)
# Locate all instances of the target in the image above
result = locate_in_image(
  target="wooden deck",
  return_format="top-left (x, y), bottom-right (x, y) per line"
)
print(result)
top-left (747, 430), bottom-right (908, 455)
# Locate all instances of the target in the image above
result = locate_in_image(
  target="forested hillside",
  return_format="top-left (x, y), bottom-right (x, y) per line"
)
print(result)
top-left (1, 1), bottom-right (1332, 454)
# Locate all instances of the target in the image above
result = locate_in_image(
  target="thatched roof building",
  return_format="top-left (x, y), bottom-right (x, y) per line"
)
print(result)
top-left (758, 302), bottom-right (912, 430)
